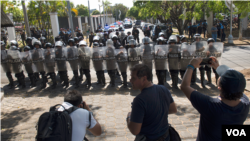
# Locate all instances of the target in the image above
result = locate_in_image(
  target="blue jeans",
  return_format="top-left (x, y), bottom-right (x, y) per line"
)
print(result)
top-left (212, 34), bottom-right (217, 42)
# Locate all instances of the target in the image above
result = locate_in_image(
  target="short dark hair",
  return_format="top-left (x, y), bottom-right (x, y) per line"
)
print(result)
top-left (130, 64), bottom-right (152, 81)
top-left (219, 80), bottom-right (243, 100)
top-left (64, 90), bottom-right (82, 106)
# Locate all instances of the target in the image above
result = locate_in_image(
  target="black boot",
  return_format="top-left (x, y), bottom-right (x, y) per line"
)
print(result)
top-left (40, 72), bottom-right (48, 89)
top-left (96, 71), bottom-right (101, 84)
top-left (121, 72), bottom-right (127, 87)
top-left (50, 72), bottom-right (57, 89)
top-left (79, 68), bottom-right (84, 81)
top-left (191, 69), bottom-right (197, 85)
top-left (215, 72), bottom-right (219, 85)
top-left (101, 71), bottom-right (106, 86)
top-left (85, 72), bottom-right (92, 89)
top-left (63, 71), bottom-right (69, 88)
top-left (159, 71), bottom-right (165, 85)
top-left (6, 72), bottom-right (14, 89)
top-left (34, 72), bottom-right (40, 82)
top-left (28, 73), bottom-right (36, 87)
top-left (206, 70), bottom-right (212, 85)
top-left (19, 74), bottom-right (26, 89)
top-left (156, 71), bottom-right (160, 85)
top-left (200, 70), bottom-right (205, 88)
top-left (173, 73), bottom-right (179, 89)
top-left (180, 70), bottom-right (185, 79)
top-left (111, 70), bottom-right (116, 87)
top-left (74, 75), bottom-right (79, 88)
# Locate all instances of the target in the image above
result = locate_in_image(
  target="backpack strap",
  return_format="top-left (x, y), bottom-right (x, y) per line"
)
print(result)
top-left (87, 112), bottom-right (92, 129)
top-left (66, 106), bottom-right (79, 114)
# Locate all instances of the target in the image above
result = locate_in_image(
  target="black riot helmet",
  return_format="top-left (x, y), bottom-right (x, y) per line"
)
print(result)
top-left (68, 38), bottom-right (75, 46)
top-left (45, 43), bottom-right (53, 49)
top-left (93, 42), bottom-right (99, 48)
top-left (26, 37), bottom-right (33, 45)
top-left (55, 36), bottom-right (61, 42)
top-left (10, 40), bottom-right (18, 47)
top-left (24, 46), bottom-right (31, 51)
top-left (168, 35), bottom-right (177, 44)
top-left (157, 37), bottom-right (166, 45)
top-left (207, 38), bottom-right (215, 44)
top-left (33, 40), bottom-right (42, 48)
top-left (193, 33), bottom-right (201, 41)
top-left (74, 37), bottom-right (79, 43)
top-left (180, 35), bottom-right (187, 43)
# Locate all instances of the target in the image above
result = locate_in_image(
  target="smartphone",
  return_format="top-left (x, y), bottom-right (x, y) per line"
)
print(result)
top-left (200, 58), bottom-right (212, 65)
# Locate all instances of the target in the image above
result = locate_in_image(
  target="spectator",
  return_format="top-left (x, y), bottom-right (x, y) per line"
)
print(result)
top-left (155, 25), bottom-right (161, 39)
top-left (221, 23), bottom-right (225, 42)
top-left (58, 90), bottom-right (102, 140)
top-left (41, 28), bottom-right (47, 38)
top-left (89, 32), bottom-right (94, 47)
top-left (127, 64), bottom-right (177, 140)
top-left (77, 29), bottom-right (83, 38)
top-left (132, 27), bottom-right (140, 43)
top-left (59, 28), bottom-right (65, 43)
top-left (211, 24), bottom-right (218, 42)
top-left (188, 23), bottom-right (193, 39)
top-left (180, 57), bottom-right (249, 141)
top-left (167, 26), bottom-right (173, 40)
top-left (197, 22), bottom-right (203, 34)
top-left (20, 30), bottom-right (26, 46)
top-left (144, 27), bottom-right (151, 38)
top-left (36, 27), bottom-right (41, 39)
top-left (192, 23), bottom-right (197, 34)
top-left (217, 21), bottom-right (221, 38)
top-left (202, 20), bottom-right (207, 38)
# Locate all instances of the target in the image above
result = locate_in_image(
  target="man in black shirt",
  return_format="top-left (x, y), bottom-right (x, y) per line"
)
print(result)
top-left (127, 64), bottom-right (177, 140)
top-left (76, 30), bottom-right (83, 38)
top-left (181, 57), bottom-right (249, 141)
top-left (89, 32), bottom-right (94, 47)
top-left (132, 27), bottom-right (140, 43)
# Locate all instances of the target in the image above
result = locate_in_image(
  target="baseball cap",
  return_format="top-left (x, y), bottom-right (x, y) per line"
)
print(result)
top-left (217, 65), bottom-right (246, 94)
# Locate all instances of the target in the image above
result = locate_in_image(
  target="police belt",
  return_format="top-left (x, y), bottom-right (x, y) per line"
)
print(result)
top-left (117, 59), bottom-right (127, 62)
top-left (9, 59), bottom-right (22, 63)
top-left (181, 56), bottom-right (194, 60)
top-left (67, 57), bottom-right (79, 61)
top-left (128, 57), bottom-right (141, 62)
top-left (1, 60), bottom-right (8, 63)
top-left (55, 58), bottom-right (67, 61)
top-left (104, 57), bottom-right (116, 60)
top-left (33, 59), bottom-right (44, 63)
top-left (155, 56), bottom-right (168, 59)
top-left (22, 61), bottom-right (33, 64)
top-left (168, 53), bottom-right (180, 58)
top-left (195, 52), bottom-right (206, 58)
top-left (92, 58), bottom-right (103, 61)
top-left (79, 56), bottom-right (90, 60)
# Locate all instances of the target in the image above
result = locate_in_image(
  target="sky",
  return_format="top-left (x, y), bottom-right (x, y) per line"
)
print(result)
top-left (71, 0), bottom-right (134, 12)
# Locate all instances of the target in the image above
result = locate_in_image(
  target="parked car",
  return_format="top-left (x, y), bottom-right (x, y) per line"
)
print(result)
top-left (134, 20), bottom-right (141, 28)
top-left (150, 24), bottom-right (168, 41)
top-left (142, 23), bottom-right (151, 33)
top-left (140, 22), bottom-right (145, 29)
top-left (124, 21), bottom-right (132, 28)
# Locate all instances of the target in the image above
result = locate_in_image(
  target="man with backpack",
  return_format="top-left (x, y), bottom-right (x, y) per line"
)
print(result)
top-left (36, 90), bottom-right (102, 141)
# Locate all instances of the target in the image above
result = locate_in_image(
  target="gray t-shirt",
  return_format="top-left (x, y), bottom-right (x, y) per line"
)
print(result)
top-left (211, 27), bottom-right (217, 35)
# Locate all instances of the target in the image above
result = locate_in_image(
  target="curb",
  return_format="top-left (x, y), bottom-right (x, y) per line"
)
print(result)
top-left (0, 87), bottom-right (4, 102)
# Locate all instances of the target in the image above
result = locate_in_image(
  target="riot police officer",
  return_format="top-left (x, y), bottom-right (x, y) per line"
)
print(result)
top-left (1, 41), bottom-right (14, 89)
top-left (104, 39), bottom-right (117, 87)
top-left (74, 37), bottom-right (79, 47)
top-left (128, 39), bottom-right (141, 70)
top-left (180, 35), bottom-right (188, 43)
top-left (175, 35), bottom-right (181, 44)
top-left (122, 31), bottom-right (132, 46)
top-left (157, 37), bottom-right (167, 45)
top-left (26, 37), bottom-right (34, 49)
top-left (32, 40), bottom-right (48, 89)
top-left (102, 32), bottom-right (109, 46)
top-left (40, 37), bottom-right (46, 48)
top-left (92, 42), bottom-right (105, 86)
top-left (68, 38), bottom-right (80, 88)
top-left (158, 32), bottom-right (166, 39)
top-left (55, 41), bottom-right (69, 88)
top-left (168, 35), bottom-right (181, 88)
top-left (116, 46), bottom-right (128, 87)
top-left (44, 43), bottom-right (57, 89)
top-left (115, 31), bottom-right (121, 43)
top-left (78, 40), bottom-right (92, 88)
top-left (21, 46), bottom-right (36, 87)
top-left (10, 40), bottom-right (21, 52)
top-left (93, 36), bottom-right (102, 47)
top-left (112, 35), bottom-right (121, 49)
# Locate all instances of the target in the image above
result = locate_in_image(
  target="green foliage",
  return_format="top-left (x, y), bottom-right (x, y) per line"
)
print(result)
top-left (2, 0), bottom-right (23, 20)
top-left (76, 4), bottom-right (89, 17)
top-left (126, 6), bottom-right (139, 19)
top-left (92, 10), bottom-right (101, 15)
top-left (234, 1), bottom-right (250, 19)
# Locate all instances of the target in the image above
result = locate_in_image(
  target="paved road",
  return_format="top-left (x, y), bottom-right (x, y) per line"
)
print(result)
top-left (1, 27), bottom-right (250, 141)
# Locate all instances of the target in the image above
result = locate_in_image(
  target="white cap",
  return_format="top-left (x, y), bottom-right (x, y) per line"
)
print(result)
top-left (55, 41), bottom-right (63, 47)
top-left (79, 41), bottom-right (87, 46)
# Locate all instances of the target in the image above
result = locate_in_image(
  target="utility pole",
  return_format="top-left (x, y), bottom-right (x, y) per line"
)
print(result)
top-left (67, 0), bottom-right (75, 37)
top-left (103, 0), bottom-right (105, 25)
top-left (88, 0), bottom-right (92, 32)
top-left (22, 0), bottom-right (31, 37)
top-left (99, 4), bottom-right (101, 26)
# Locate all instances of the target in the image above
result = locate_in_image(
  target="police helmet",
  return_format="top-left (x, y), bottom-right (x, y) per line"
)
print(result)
top-left (45, 43), bottom-right (53, 48)
top-left (26, 37), bottom-right (33, 44)
top-left (55, 41), bottom-right (63, 47)
top-left (180, 35), bottom-right (187, 42)
top-left (74, 37), bottom-right (79, 42)
top-left (93, 42), bottom-right (99, 47)
top-left (176, 34), bottom-right (180, 39)
top-left (157, 37), bottom-right (166, 44)
top-left (127, 35), bottom-right (134, 42)
top-left (93, 36), bottom-right (100, 41)
top-left (40, 37), bottom-right (46, 41)
top-left (79, 41), bottom-right (87, 46)
top-left (168, 35), bottom-right (177, 44)
top-left (129, 39), bottom-right (136, 46)
top-left (55, 36), bottom-right (61, 42)
top-left (99, 43), bottom-right (104, 47)
top-left (98, 29), bottom-right (102, 32)
top-left (115, 29), bottom-right (119, 32)
top-left (207, 38), bottom-right (215, 44)
top-left (193, 34), bottom-right (201, 39)
top-left (127, 31), bottom-right (131, 35)
top-left (68, 38), bottom-right (75, 46)
top-left (78, 36), bottom-right (83, 41)
top-left (9, 46), bottom-right (17, 50)
top-left (10, 40), bottom-right (18, 47)
top-left (106, 39), bottom-right (113, 47)
top-left (116, 31), bottom-right (119, 36)
top-left (142, 37), bottom-right (150, 44)
top-left (1, 41), bottom-right (5, 46)
top-left (104, 32), bottom-right (108, 35)
top-left (33, 40), bottom-right (42, 48)
top-left (158, 32), bottom-right (164, 37)
top-left (112, 35), bottom-right (118, 40)
top-left (24, 46), bottom-right (31, 51)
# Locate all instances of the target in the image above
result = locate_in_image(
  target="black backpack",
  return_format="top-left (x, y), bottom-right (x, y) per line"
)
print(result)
top-left (36, 104), bottom-right (91, 141)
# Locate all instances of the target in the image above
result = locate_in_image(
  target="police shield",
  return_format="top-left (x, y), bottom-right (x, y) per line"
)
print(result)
top-left (192, 41), bottom-right (208, 58)
top-left (168, 44), bottom-right (181, 70)
top-left (180, 43), bottom-right (195, 70)
top-left (154, 45), bottom-right (169, 70)
top-left (78, 47), bottom-right (91, 70)
top-left (31, 48), bottom-right (45, 72)
top-left (115, 48), bottom-right (128, 72)
top-left (20, 51), bottom-right (36, 73)
top-left (128, 47), bottom-right (141, 69)
top-left (44, 48), bottom-right (56, 73)
top-left (7, 50), bottom-right (23, 74)
top-left (55, 47), bottom-right (68, 71)
top-left (1, 50), bottom-right (11, 73)
top-left (119, 32), bottom-right (126, 42)
top-left (103, 46), bottom-right (116, 70)
top-left (67, 47), bottom-right (79, 71)
top-left (141, 44), bottom-right (154, 70)
top-left (208, 42), bottom-right (224, 63)
top-left (91, 47), bottom-right (105, 71)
